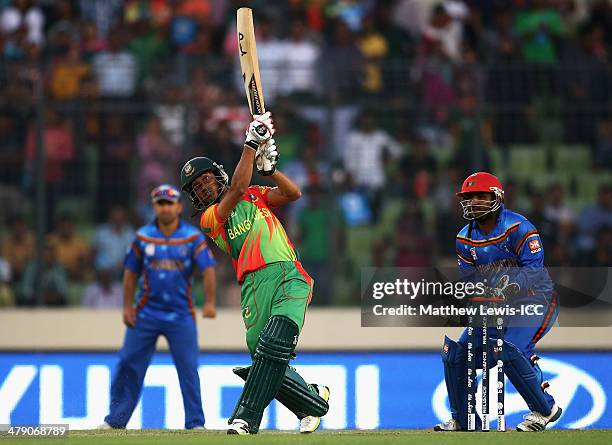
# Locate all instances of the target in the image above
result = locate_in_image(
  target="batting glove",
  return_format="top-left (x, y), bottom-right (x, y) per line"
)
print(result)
top-left (244, 111), bottom-right (275, 150)
top-left (256, 138), bottom-right (279, 176)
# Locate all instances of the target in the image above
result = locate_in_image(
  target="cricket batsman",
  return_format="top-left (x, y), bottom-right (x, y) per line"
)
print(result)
top-left (180, 112), bottom-right (330, 435)
top-left (435, 172), bottom-right (562, 432)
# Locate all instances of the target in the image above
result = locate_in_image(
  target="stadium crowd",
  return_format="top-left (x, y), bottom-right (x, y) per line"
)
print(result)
top-left (0, 0), bottom-right (611, 307)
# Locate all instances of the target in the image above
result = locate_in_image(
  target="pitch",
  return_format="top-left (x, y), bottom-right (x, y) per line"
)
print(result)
top-left (2, 430), bottom-right (612, 445)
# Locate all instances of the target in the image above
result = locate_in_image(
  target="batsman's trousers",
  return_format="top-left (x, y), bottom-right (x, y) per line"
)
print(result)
top-left (240, 261), bottom-right (314, 355)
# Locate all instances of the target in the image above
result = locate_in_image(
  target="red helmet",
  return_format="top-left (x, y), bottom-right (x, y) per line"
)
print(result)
top-left (457, 172), bottom-right (504, 220)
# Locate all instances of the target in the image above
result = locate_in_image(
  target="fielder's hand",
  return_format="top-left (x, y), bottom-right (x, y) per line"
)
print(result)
top-left (202, 302), bottom-right (217, 318)
top-left (123, 306), bottom-right (136, 327)
top-left (245, 111), bottom-right (275, 150)
top-left (256, 138), bottom-right (279, 176)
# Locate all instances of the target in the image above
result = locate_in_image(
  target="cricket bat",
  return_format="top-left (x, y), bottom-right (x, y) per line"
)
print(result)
top-left (237, 7), bottom-right (265, 116)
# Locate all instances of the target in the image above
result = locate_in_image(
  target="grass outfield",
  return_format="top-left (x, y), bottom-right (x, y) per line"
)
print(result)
top-left (1, 430), bottom-right (611, 445)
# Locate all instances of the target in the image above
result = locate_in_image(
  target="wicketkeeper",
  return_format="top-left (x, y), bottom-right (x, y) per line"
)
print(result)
top-left (435, 172), bottom-right (562, 432)
top-left (180, 112), bottom-right (330, 435)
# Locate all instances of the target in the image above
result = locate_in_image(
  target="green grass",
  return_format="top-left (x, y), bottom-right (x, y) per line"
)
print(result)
top-left (2, 430), bottom-right (611, 445)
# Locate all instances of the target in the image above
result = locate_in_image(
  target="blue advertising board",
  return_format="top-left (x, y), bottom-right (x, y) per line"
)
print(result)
top-left (0, 352), bottom-right (609, 430)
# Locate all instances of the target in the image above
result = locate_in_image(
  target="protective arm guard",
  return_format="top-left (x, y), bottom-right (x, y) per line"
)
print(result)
top-left (229, 316), bottom-right (298, 433)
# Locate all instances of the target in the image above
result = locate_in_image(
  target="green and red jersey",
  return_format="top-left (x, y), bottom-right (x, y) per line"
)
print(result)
top-left (199, 186), bottom-right (298, 283)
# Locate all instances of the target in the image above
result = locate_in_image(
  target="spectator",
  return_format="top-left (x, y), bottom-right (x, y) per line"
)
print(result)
top-left (393, 205), bottom-right (434, 267)
top-left (18, 244), bottom-right (68, 306)
top-left (0, 0), bottom-right (45, 47)
top-left (433, 166), bottom-right (464, 256)
top-left (544, 183), bottom-right (575, 227)
top-left (0, 113), bottom-right (25, 202)
top-left (561, 24), bottom-right (608, 144)
top-left (79, 0), bottom-right (123, 39)
top-left (596, 118), bottom-right (612, 167)
top-left (421, 3), bottom-right (465, 63)
top-left (414, 34), bottom-right (456, 123)
top-left (193, 120), bottom-right (241, 174)
top-left (514, 0), bottom-right (566, 65)
top-left (80, 21), bottom-right (106, 60)
top-left (282, 19), bottom-right (321, 99)
top-left (358, 15), bottom-right (389, 94)
top-left (174, 0), bottom-right (212, 24)
top-left (124, 0), bottom-right (172, 28)
top-left (47, 213), bottom-right (91, 281)
top-left (296, 185), bottom-right (335, 305)
top-left (0, 214), bottom-right (34, 284)
top-left (47, 0), bottom-right (80, 58)
top-left (374, 1), bottom-right (415, 96)
top-left (284, 144), bottom-right (331, 192)
top-left (137, 116), bottom-right (179, 220)
top-left (82, 268), bottom-right (123, 308)
top-left (49, 43), bottom-right (93, 100)
top-left (247, 16), bottom-right (286, 103)
top-left (0, 258), bottom-right (15, 307)
top-left (398, 135), bottom-right (437, 198)
top-left (128, 19), bottom-right (170, 87)
top-left (343, 111), bottom-right (402, 220)
top-left (577, 184), bottom-right (612, 252)
top-left (92, 27), bottom-right (138, 97)
top-left (588, 226), bottom-right (612, 267)
top-left (97, 114), bottom-right (134, 220)
top-left (328, 0), bottom-right (372, 32)
top-left (25, 111), bottom-right (75, 228)
top-left (449, 91), bottom-right (492, 178)
top-left (527, 191), bottom-right (558, 253)
top-left (325, 20), bottom-right (363, 102)
top-left (484, 8), bottom-right (535, 144)
top-left (92, 206), bottom-right (135, 278)
top-left (154, 83), bottom-right (190, 147)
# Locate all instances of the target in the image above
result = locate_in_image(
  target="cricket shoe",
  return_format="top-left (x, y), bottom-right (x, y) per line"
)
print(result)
top-left (299, 384), bottom-right (331, 434)
top-left (433, 419), bottom-right (460, 431)
top-left (227, 419), bottom-right (250, 435)
top-left (96, 422), bottom-right (125, 430)
top-left (516, 404), bottom-right (562, 432)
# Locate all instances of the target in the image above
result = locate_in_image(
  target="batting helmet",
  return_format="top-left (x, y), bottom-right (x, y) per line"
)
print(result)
top-left (180, 157), bottom-right (229, 211)
top-left (457, 172), bottom-right (504, 220)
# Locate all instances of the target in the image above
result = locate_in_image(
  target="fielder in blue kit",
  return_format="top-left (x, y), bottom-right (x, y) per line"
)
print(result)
top-left (102, 184), bottom-right (217, 429)
top-left (435, 172), bottom-right (562, 432)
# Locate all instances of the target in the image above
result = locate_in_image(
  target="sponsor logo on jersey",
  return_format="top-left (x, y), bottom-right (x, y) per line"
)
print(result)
top-left (529, 239), bottom-right (541, 254)
top-left (150, 259), bottom-right (185, 271)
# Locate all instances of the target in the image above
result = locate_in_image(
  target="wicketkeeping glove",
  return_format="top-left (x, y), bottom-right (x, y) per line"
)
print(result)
top-left (244, 111), bottom-right (275, 150)
top-left (256, 138), bottom-right (279, 176)
top-left (483, 274), bottom-right (520, 300)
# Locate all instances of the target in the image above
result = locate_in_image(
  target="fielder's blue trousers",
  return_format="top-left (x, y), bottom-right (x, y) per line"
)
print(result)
top-left (104, 314), bottom-right (204, 428)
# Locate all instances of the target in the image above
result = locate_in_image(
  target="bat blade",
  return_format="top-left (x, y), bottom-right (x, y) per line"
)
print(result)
top-left (237, 7), bottom-right (265, 116)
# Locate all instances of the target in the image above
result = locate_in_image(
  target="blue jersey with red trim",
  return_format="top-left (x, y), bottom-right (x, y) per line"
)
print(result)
top-left (124, 219), bottom-right (216, 322)
top-left (455, 205), bottom-right (554, 302)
